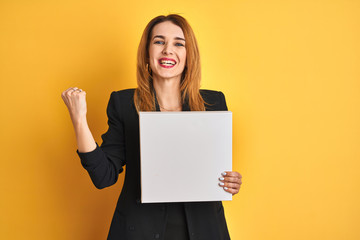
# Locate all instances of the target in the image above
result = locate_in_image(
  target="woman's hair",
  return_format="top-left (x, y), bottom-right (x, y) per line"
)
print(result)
top-left (134, 14), bottom-right (205, 112)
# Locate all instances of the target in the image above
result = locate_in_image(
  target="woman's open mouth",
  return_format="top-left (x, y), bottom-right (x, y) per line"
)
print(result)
top-left (158, 58), bottom-right (176, 68)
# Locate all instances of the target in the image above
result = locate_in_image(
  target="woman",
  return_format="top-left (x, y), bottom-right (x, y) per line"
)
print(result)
top-left (62, 14), bottom-right (242, 240)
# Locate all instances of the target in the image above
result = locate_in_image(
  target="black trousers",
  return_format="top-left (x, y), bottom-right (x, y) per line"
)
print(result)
top-left (164, 203), bottom-right (189, 240)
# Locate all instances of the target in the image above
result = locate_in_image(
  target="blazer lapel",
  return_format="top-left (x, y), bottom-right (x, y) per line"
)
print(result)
top-left (154, 91), bottom-right (161, 112)
top-left (182, 99), bottom-right (190, 111)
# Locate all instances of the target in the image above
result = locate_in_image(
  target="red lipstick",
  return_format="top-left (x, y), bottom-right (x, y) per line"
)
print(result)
top-left (158, 58), bottom-right (177, 68)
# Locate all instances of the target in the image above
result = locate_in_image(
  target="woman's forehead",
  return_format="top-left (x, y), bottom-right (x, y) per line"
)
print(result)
top-left (151, 21), bottom-right (185, 39)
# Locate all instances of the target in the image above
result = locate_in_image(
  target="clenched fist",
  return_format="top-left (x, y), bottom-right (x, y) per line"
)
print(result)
top-left (61, 87), bottom-right (87, 124)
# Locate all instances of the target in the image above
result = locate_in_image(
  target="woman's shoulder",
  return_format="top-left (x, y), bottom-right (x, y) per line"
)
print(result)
top-left (200, 89), bottom-right (225, 101)
top-left (108, 88), bottom-right (135, 101)
top-left (200, 89), bottom-right (227, 111)
top-left (112, 88), bottom-right (136, 96)
top-left (105, 89), bottom-right (136, 110)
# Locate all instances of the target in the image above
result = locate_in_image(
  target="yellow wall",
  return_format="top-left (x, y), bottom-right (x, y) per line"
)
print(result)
top-left (1, 0), bottom-right (359, 239)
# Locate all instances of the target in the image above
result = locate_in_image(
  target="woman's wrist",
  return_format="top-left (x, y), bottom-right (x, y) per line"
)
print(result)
top-left (71, 115), bottom-right (87, 129)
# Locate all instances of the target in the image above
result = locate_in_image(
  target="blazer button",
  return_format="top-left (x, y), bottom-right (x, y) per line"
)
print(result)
top-left (129, 226), bottom-right (135, 231)
top-left (136, 198), bottom-right (141, 204)
top-left (154, 233), bottom-right (160, 239)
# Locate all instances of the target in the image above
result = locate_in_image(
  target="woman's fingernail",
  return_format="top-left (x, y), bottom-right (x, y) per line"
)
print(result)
top-left (224, 187), bottom-right (228, 190)
top-left (219, 182), bottom-right (224, 186)
top-left (221, 172), bottom-right (227, 176)
top-left (219, 177), bottom-right (224, 180)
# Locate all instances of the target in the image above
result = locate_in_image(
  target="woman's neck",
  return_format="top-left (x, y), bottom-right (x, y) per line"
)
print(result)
top-left (153, 77), bottom-right (182, 111)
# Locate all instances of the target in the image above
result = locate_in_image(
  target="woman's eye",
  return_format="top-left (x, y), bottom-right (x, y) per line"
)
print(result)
top-left (154, 41), bottom-right (165, 45)
top-left (175, 43), bottom-right (185, 47)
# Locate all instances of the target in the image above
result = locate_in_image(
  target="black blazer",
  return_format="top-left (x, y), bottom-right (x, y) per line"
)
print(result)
top-left (77, 89), bottom-right (231, 240)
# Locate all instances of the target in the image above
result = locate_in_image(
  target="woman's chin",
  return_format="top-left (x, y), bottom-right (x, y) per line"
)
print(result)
top-left (153, 73), bottom-right (182, 82)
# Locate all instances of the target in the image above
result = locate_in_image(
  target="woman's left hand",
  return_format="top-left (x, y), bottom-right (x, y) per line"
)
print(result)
top-left (218, 171), bottom-right (242, 195)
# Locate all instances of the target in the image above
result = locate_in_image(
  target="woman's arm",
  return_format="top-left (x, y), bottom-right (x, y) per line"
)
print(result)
top-left (61, 88), bottom-right (125, 189)
top-left (61, 87), bottom-right (96, 152)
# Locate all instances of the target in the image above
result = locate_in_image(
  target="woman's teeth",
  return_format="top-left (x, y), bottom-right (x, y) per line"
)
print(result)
top-left (160, 60), bottom-right (175, 65)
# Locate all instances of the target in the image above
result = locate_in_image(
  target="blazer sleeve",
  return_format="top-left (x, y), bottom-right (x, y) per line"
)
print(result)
top-left (76, 91), bottom-right (126, 189)
top-left (218, 91), bottom-right (228, 111)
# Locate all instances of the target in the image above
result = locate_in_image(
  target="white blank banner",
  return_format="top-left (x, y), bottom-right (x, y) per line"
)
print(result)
top-left (139, 111), bottom-right (232, 203)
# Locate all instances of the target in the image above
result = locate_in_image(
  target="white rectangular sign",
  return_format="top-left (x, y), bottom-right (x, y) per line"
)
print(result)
top-left (139, 111), bottom-right (232, 203)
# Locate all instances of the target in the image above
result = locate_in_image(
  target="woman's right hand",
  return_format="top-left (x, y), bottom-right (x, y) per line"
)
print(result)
top-left (61, 87), bottom-right (87, 124)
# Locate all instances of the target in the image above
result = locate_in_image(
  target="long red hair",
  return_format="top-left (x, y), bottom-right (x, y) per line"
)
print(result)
top-left (134, 14), bottom-right (205, 112)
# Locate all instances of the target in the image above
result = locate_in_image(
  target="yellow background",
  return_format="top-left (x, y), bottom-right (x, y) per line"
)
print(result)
top-left (1, 0), bottom-right (359, 239)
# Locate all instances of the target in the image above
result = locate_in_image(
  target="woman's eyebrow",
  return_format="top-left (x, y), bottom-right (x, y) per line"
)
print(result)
top-left (175, 37), bottom-right (185, 42)
top-left (153, 35), bottom-right (165, 40)
top-left (153, 35), bottom-right (185, 41)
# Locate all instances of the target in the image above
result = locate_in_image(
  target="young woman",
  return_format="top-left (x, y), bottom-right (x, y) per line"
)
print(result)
top-left (62, 14), bottom-right (242, 240)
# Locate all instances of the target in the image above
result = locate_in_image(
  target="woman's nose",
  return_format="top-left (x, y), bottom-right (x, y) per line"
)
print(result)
top-left (162, 44), bottom-right (173, 55)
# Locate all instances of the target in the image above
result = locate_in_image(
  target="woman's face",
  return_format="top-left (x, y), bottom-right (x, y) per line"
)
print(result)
top-left (148, 21), bottom-right (186, 82)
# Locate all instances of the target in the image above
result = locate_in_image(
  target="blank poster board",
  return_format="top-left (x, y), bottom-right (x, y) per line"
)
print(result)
top-left (139, 111), bottom-right (232, 203)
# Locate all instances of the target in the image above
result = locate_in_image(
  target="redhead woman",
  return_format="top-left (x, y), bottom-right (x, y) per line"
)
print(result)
top-left (62, 14), bottom-right (242, 240)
